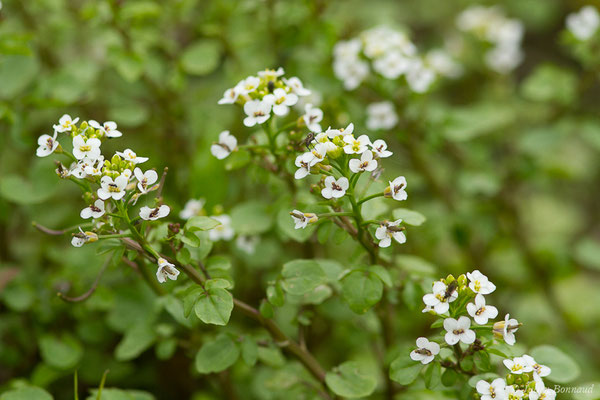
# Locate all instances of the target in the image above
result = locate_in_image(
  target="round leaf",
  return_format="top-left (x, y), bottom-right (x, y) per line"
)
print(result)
top-left (341, 270), bottom-right (383, 314)
top-left (325, 361), bottom-right (377, 398)
top-left (530, 345), bottom-right (581, 383)
top-left (181, 40), bottom-right (222, 76)
top-left (195, 335), bottom-right (240, 374)
top-left (194, 287), bottom-right (233, 326)
top-left (281, 259), bottom-right (327, 296)
top-left (0, 387), bottom-right (53, 400)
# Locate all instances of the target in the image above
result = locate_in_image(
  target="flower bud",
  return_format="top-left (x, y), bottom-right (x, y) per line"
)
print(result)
top-left (383, 186), bottom-right (392, 198)
top-left (457, 274), bottom-right (467, 288)
top-left (506, 374), bottom-right (515, 386)
top-left (328, 146), bottom-right (343, 159)
top-left (444, 274), bottom-right (456, 285)
top-left (168, 223), bottom-right (181, 234)
top-left (85, 232), bottom-right (99, 243)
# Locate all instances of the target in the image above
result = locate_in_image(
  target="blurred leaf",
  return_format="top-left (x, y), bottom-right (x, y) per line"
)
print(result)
top-left (325, 361), bottom-right (377, 398)
top-left (389, 355), bottom-right (422, 385)
top-left (240, 337), bottom-right (258, 367)
top-left (195, 335), bottom-right (240, 374)
top-left (392, 208), bottom-right (426, 226)
top-left (185, 216), bottom-right (221, 231)
top-left (86, 388), bottom-right (155, 400)
top-left (180, 40), bottom-right (222, 76)
top-left (230, 201), bottom-right (273, 235)
top-left (574, 239), bottom-right (600, 271)
top-left (281, 259), bottom-right (327, 296)
top-left (442, 103), bottom-right (515, 142)
top-left (39, 334), bottom-right (83, 370)
top-left (341, 270), bottom-right (383, 314)
top-left (0, 55), bottom-right (39, 99)
top-left (530, 345), bottom-right (581, 383)
top-left (115, 324), bottom-right (157, 361)
top-left (0, 387), bottom-right (53, 400)
top-left (521, 64), bottom-right (577, 105)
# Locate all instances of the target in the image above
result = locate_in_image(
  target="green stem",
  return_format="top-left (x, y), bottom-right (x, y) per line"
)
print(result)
top-left (98, 233), bottom-right (132, 239)
top-left (317, 212), bottom-right (354, 218)
top-left (357, 192), bottom-right (385, 205)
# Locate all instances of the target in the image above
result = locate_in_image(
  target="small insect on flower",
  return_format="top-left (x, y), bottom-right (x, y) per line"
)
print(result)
top-left (466, 269), bottom-right (496, 294)
top-left (72, 135), bottom-right (102, 161)
top-left (321, 176), bottom-right (349, 199)
top-left (385, 176), bottom-right (408, 201)
top-left (503, 356), bottom-right (534, 375)
top-left (349, 150), bottom-right (378, 173)
top-left (89, 120), bottom-right (122, 138)
top-left (210, 130), bottom-right (238, 160)
top-left (36, 132), bottom-right (59, 157)
top-left (156, 258), bottom-right (180, 283)
top-left (116, 149), bottom-right (149, 164)
top-left (466, 294), bottom-right (499, 325)
top-left (476, 378), bottom-right (507, 400)
top-left (493, 313), bottom-right (521, 345)
top-left (443, 316), bottom-right (476, 345)
top-left (269, 88), bottom-right (298, 116)
top-left (53, 114), bottom-right (79, 133)
top-left (370, 139), bottom-right (393, 158)
top-left (409, 337), bottom-right (440, 365)
top-left (134, 167), bottom-right (159, 194)
top-left (290, 210), bottom-right (318, 229)
top-left (243, 99), bottom-right (272, 127)
top-left (302, 104), bottom-right (324, 133)
top-left (179, 199), bottom-right (205, 220)
top-left (80, 199), bottom-right (106, 219)
top-left (422, 280), bottom-right (457, 314)
top-left (97, 172), bottom-right (130, 200)
top-left (375, 219), bottom-right (406, 247)
top-left (71, 227), bottom-right (98, 247)
top-left (342, 134), bottom-right (371, 154)
top-left (140, 205), bottom-right (171, 221)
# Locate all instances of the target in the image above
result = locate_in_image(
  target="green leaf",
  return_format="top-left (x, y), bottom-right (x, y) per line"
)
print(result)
top-left (230, 201), bottom-right (273, 235)
top-left (389, 355), bottom-right (423, 385)
top-left (86, 388), bottom-right (155, 400)
top-left (240, 337), bottom-right (258, 367)
top-left (424, 362), bottom-right (442, 390)
top-left (0, 175), bottom-right (54, 205)
top-left (180, 40), bottom-right (222, 76)
top-left (521, 64), bottom-right (578, 106)
top-left (39, 334), bottom-right (83, 370)
top-left (266, 283), bottom-right (285, 307)
top-left (0, 55), bottom-right (39, 99)
top-left (195, 335), bottom-right (240, 374)
top-left (325, 361), bottom-right (377, 398)
top-left (370, 265), bottom-right (393, 287)
top-left (276, 208), bottom-right (315, 242)
top-left (115, 324), bottom-right (157, 361)
top-left (392, 208), bottom-right (427, 226)
top-left (531, 345), bottom-right (581, 383)
top-left (442, 103), bottom-right (515, 142)
top-left (441, 368), bottom-right (459, 387)
top-left (180, 230), bottom-right (201, 247)
top-left (185, 216), bottom-right (221, 232)
top-left (574, 239), bottom-right (600, 271)
top-left (281, 259), bottom-right (327, 296)
top-left (0, 387), bottom-right (53, 400)
top-left (205, 278), bottom-right (232, 289)
top-left (194, 287), bottom-right (233, 326)
top-left (182, 287), bottom-right (204, 318)
top-left (341, 270), bottom-right (383, 314)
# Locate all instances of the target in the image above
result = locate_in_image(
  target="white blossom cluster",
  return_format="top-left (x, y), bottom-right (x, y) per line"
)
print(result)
top-left (566, 6), bottom-right (600, 41)
top-left (36, 115), bottom-right (174, 281)
top-left (333, 26), bottom-right (461, 93)
top-left (456, 6), bottom-right (525, 73)
top-left (412, 270), bottom-right (556, 399)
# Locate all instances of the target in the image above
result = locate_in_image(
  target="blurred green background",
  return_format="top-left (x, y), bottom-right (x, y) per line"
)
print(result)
top-left (1, 0), bottom-right (600, 399)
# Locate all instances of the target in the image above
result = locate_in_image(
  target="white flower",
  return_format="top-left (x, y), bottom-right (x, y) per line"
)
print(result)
top-left (134, 167), bottom-right (158, 193)
top-left (326, 123), bottom-right (354, 139)
top-left (370, 139), bottom-right (393, 158)
top-left (140, 205), bottom-right (170, 221)
top-left (218, 86), bottom-right (241, 105)
top-left (372, 51), bottom-right (412, 79)
top-left (236, 235), bottom-right (259, 254)
top-left (283, 77), bottom-right (311, 96)
top-left (243, 99), bottom-right (272, 127)
top-left (505, 385), bottom-right (524, 400)
top-left (72, 135), bottom-right (101, 161)
top-left (409, 337), bottom-right (440, 365)
top-left (343, 134), bottom-right (371, 154)
top-left (270, 88), bottom-right (298, 116)
top-left (366, 102), bottom-right (398, 131)
top-left (333, 39), bottom-right (362, 60)
top-left (209, 215), bottom-right (234, 241)
top-left (466, 294), bottom-right (498, 325)
top-left (375, 219), bottom-right (406, 247)
top-left (321, 176), bottom-right (349, 199)
top-left (180, 199), bottom-right (205, 220)
top-left (36, 132), bottom-right (59, 157)
top-left (84, 156), bottom-right (104, 176)
top-left (313, 133), bottom-right (337, 153)
top-left (466, 269), bottom-right (496, 294)
top-left (522, 355), bottom-right (551, 378)
top-left (567, 6), bottom-right (600, 41)
top-left (290, 210), bottom-right (318, 229)
top-left (334, 58), bottom-right (369, 90)
top-left (258, 67), bottom-right (284, 81)
top-left (485, 44), bottom-right (523, 74)
top-left (422, 281), bottom-right (458, 314)
top-left (238, 76), bottom-right (260, 95)
top-left (309, 143), bottom-right (328, 164)
top-left (294, 152), bottom-right (315, 179)
top-left (303, 104), bottom-right (323, 133)
top-left (80, 199), bottom-right (105, 219)
top-left (116, 149), bottom-right (148, 164)
top-left (529, 381), bottom-right (556, 400)
top-left (387, 176), bottom-right (407, 201)
top-left (53, 114), bottom-right (79, 133)
top-left (349, 150), bottom-right (378, 173)
top-left (493, 313), bottom-right (520, 345)
top-left (426, 49), bottom-right (463, 78)
top-left (443, 316), bottom-right (476, 345)
top-left (210, 130), bottom-right (237, 160)
top-left (406, 60), bottom-right (436, 93)
top-left (476, 378), bottom-right (506, 400)
top-left (71, 227), bottom-right (97, 248)
top-left (503, 356), bottom-right (534, 375)
top-left (156, 258), bottom-right (179, 283)
top-left (97, 172), bottom-right (129, 200)
top-left (89, 120), bottom-right (122, 138)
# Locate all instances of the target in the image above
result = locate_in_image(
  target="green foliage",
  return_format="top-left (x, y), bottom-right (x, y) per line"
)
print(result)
top-left (195, 335), bottom-right (240, 374)
top-left (325, 361), bottom-right (377, 398)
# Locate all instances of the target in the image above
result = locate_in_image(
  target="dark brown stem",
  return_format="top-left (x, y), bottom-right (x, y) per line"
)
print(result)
top-left (57, 257), bottom-right (110, 302)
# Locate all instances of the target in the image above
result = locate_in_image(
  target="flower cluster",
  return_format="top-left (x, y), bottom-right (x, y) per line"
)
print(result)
top-left (456, 6), bottom-right (524, 73)
top-left (333, 26), bottom-right (461, 92)
top-left (566, 6), bottom-right (600, 41)
top-left (35, 114), bottom-right (174, 281)
top-left (412, 270), bottom-right (556, 399)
